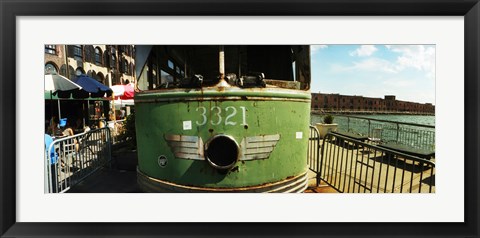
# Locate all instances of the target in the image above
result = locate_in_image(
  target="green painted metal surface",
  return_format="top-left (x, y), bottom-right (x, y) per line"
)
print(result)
top-left (135, 87), bottom-right (311, 189)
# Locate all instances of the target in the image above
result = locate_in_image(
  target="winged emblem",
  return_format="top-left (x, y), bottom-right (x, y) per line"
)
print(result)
top-left (239, 134), bottom-right (280, 161)
top-left (164, 134), bottom-right (204, 160)
top-left (164, 134), bottom-right (280, 161)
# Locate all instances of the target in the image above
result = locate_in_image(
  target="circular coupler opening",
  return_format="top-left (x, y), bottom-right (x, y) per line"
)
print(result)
top-left (205, 135), bottom-right (239, 170)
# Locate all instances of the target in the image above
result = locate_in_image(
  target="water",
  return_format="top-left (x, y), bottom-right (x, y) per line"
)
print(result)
top-left (311, 114), bottom-right (435, 150)
top-left (311, 114), bottom-right (435, 126)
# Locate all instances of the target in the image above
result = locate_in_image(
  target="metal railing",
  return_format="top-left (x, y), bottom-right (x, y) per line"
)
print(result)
top-left (308, 126), bottom-right (322, 187)
top-left (330, 115), bottom-right (435, 150)
top-left (45, 127), bottom-right (112, 193)
top-left (307, 132), bottom-right (435, 193)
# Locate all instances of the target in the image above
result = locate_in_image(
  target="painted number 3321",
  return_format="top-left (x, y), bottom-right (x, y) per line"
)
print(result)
top-left (195, 106), bottom-right (247, 126)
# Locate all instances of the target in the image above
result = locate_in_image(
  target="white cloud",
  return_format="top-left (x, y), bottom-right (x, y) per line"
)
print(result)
top-left (352, 58), bottom-right (397, 73)
top-left (382, 79), bottom-right (415, 88)
top-left (332, 58), bottom-right (398, 74)
top-left (386, 45), bottom-right (436, 79)
top-left (350, 45), bottom-right (378, 57)
top-left (310, 45), bottom-right (328, 55)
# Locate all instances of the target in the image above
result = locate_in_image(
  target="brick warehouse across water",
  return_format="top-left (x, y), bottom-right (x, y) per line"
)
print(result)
top-left (311, 93), bottom-right (435, 114)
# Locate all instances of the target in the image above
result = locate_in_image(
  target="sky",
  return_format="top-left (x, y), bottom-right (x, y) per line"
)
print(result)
top-left (310, 45), bottom-right (435, 105)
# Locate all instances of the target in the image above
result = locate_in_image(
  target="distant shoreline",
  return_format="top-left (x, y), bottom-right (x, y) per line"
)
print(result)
top-left (311, 110), bottom-right (435, 116)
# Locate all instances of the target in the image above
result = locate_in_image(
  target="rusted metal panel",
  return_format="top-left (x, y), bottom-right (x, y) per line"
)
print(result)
top-left (264, 79), bottom-right (301, 90)
top-left (136, 91), bottom-right (310, 190)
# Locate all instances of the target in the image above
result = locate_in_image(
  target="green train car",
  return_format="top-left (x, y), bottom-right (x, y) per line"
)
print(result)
top-left (135, 45), bottom-right (311, 192)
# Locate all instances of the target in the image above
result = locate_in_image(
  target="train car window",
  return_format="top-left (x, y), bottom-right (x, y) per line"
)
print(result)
top-left (136, 45), bottom-right (311, 91)
top-left (167, 60), bottom-right (174, 70)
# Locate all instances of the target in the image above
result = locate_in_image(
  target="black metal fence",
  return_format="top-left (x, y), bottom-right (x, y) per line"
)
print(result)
top-left (308, 126), bottom-right (322, 187)
top-left (307, 131), bottom-right (435, 193)
top-left (323, 115), bottom-right (435, 150)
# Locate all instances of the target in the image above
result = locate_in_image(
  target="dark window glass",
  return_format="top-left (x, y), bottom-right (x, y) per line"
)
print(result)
top-left (95, 48), bottom-right (102, 65)
top-left (123, 59), bottom-right (129, 75)
top-left (104, 53), bottom-right (110, 67)
top-left (111, 55), bottom-right (117, 69)
top-left (161, 70), bottom-right (174, 84)
top-left (75, 68), bottom-right (85, 76)
top-left (45, 45), bottom-right (56, 54)
top-left (45, 63), bottom-right (57, 74)
top-left (168, 60), bottom-right (174, 69)
top-left (85, 45), bottom-right (95, 63)
top-left (73, 45), bottom-right (83, 59)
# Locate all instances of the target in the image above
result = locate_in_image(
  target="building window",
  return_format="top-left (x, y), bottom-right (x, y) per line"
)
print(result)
top-left (75, 67), bottom-right (85, 77)
top-left (104, 53), bottom-right (110, 68)
top-left (111, 55), bottom-right (117, 69)
top-left (45, 63), bottom-right (57, 74)
top-left (45, 45), bottom-right (56, 55)
top-left (121, 45), bottom-right (131, 56)
top-left (151, 64), bottom-right (158, 87)
top-left (110, 46), bottom-right (117, 55)
top-left (112, 69), bottom-right (120, 85)
top-left (167, 60), bottom-right (174, 70)
top-left (161, 70), bottom-right (174, 84)
top-left (122, 59), bottom-right (129, 74)
top-left (95, 47), bottom-right (103, 66)
top-left (73, 45), bottom-right (83, 60)
top-left (84, 45), bottom-right (95, 63)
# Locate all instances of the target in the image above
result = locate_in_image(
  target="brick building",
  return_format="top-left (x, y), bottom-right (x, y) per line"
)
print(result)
top-left (44, 45), bottom-right (135, 86)
top-left (311, 93), bottom-right (435, 114)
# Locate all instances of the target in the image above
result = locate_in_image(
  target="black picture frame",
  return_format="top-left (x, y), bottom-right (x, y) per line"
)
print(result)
top-left (1, 0), bottom-right (478, 237)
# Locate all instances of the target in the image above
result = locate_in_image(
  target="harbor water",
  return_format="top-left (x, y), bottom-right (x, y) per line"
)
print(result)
top-left (311, 114), bottom-right (435, 126)
top-left (311, 114), bottom-right (435, 150)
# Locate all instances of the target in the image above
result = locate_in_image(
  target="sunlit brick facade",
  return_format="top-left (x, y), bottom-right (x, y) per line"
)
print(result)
top-left (44, 45), bottom-right (135, 87)
top-left (311, 93), bottom-right (435, 114)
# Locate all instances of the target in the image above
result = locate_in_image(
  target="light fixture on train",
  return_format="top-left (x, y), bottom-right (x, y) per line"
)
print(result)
top-left (204, 134), bottom-right (240, 170)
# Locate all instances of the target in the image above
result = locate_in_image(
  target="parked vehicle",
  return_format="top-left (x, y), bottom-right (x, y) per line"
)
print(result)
top-left (134, 45), bottom-right (311, 192)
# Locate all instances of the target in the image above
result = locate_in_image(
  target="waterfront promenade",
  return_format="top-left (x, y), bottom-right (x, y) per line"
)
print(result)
top-left (307, 141), bottom-right (435, 193)
top-left (67, 140), bottom-right (435, 193)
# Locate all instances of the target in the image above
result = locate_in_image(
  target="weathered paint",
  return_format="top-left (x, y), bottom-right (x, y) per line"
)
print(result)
top-left (135, 86), bottom-right (311, 191)
top-left (138, 169), bottom-right (308, 193)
